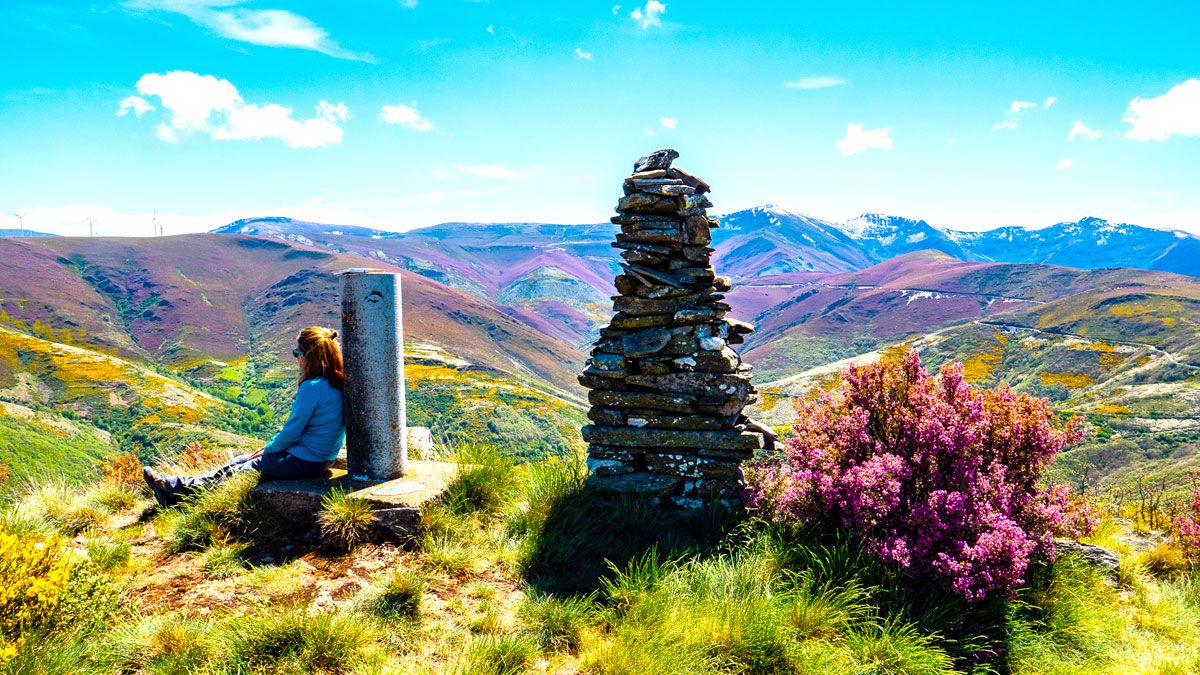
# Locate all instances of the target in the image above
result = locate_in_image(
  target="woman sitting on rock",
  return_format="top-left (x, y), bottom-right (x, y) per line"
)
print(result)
top-left (143, 326), bottom-right (347, 506)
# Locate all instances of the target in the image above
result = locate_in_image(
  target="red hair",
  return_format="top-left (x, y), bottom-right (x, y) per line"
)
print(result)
top-left (296, 326), bottom-right (345, 390)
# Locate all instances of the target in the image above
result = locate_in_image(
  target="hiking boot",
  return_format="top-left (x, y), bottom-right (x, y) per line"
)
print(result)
top-left (142, 466), bottom-right (179, 507)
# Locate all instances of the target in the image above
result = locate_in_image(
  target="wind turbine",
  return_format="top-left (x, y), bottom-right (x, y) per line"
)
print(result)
top-left (10, 211), bottom-right (26, 237)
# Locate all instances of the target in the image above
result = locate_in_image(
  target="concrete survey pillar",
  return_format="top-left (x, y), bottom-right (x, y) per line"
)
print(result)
top-left (340, 269), bottom-right (407, 480)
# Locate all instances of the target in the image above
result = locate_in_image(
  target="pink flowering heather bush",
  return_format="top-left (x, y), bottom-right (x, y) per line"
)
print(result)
top-left (1172, 489), bottom-right (1200, 563)
top-left (746, 350), bottom-right (1094, 602)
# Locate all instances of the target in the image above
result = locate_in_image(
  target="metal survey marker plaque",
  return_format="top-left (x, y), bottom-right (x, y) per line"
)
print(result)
top-left (371, 481), bottom-right (425, 497)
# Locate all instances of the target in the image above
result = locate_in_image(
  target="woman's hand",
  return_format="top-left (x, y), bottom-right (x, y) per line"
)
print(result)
top-left (248, 447), bottom-right (264, 461)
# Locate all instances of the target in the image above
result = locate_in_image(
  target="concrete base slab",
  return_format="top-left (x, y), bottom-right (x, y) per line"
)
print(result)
top-left (251, 460), bottom-right (457, 537)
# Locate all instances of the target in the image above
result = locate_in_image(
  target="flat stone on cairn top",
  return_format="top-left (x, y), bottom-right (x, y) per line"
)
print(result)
top-left (633, 148), bottom-right (680, 173)
top-left (579, 149), bottom-right (776, 508)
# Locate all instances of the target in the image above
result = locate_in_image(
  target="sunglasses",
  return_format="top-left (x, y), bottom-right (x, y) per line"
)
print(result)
top-left (292, 348), bottom-right (305, 358)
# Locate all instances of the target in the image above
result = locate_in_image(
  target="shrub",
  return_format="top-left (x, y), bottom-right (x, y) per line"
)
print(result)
top-left (0, 532), bottom-right (71, 661)
top-left (746, 351), bottom-right (1094, 602)
top-left (317, 488), bottom-right (376, 551)
top-left (97, 453), bottom-right (144, 491)
top-left (44, 557), bottom-right (124, 638)
top-left (176, 440), bottom-right (229, 472)
top-left (1172, 489), bottom-right (1200, 564)
top-left (358, 569), bottom-right (425, 620)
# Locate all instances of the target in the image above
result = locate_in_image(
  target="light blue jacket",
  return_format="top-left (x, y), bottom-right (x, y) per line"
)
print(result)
top-left (263, 377), bottom-right (346, 463)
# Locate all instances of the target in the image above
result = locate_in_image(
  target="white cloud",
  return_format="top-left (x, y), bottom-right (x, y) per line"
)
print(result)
top-left (947, 138), bottom-right (957, 145)
top-left (612, 5), bottom-right (621, 15)
top-left (630, 1), bottom-right (665, 28)
top-left (784, 76), bottom-right (848, 90)
top-left (992, 99), bottom-right (1040, 130)
top-left (154, 122), bottom-right (179, 143)
top-left (1056, 158), bottom-right (1074, 170)
top-left (399, 0), bottom-right (418, 7)
top-left (835, 123), bottom-right (894, 156)
top-left (1122, 78), bottom-right (1200, 141)
top-left (125, 0), bottom-right (370, 61)
top-left (124, 70), bottom-right (349, 148)
top-left (1043, 96), bottom-right (1057, 108)
top-left (486, 24), bottom-right (494, 34)
top-left (643, 117), bottom-right (676, 135)
top-left (379, 103), bottom-right (435, 132)
top-left (574, 47), bottom-right (593, 60)
top-left (117, 95), bottom-right (155, 117)
top-left (1068, 120), bottom-right (1102, 141)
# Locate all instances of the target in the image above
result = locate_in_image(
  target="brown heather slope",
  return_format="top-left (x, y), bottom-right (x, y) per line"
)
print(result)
top-left (0, 235), bottom-right (585, 401)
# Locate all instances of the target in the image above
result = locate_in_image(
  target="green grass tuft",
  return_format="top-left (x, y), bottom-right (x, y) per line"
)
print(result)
top-left (200, 542), bottom-right (250, 578)
top-left (97, 615), bottom-right (217, 675)
top-left (423, 533), bottom-right (479, 577)
top-left (88, 480), bottom-right (140, 513)
top-left (441, 445), bottom-right (521, 518)
top-left (159, 470), bottom-right (261, 552)
top-left (358, 568), bottom-right (425, 620)
top-left (85, 538), bottom-right (131, 571)
top-left (451, 633), bottom-right (543, 675)
top-left (518, 591), bottom-right (597, 652)
top-left (217, 607), bottom-right (382, 674)
top-left (317, 487), bottom-right (377, 551)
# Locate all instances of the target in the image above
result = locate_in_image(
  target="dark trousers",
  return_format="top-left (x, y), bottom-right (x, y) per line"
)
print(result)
top-left (162, 451), bottom-right (333, 498)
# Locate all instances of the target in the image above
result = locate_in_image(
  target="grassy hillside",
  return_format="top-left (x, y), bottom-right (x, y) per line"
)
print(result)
top-left (751, 321), bottom-right (1200, 508)
top-left (0, 235), bottom-right (587, 478)
top-left (3, 449), bottom-right (1198, 674)
top-left (735, 252), bottom-right (1200, 381)
top-left (0, 323), bottom-right (583, 483)
top-left (0, 402), bottom-right (115, 484)
top-left (0, 236), bottom-right (586, 394)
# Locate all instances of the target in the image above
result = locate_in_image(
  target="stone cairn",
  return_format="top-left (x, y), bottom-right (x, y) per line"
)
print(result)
top-left (579, 149), bottom-right (777, 508)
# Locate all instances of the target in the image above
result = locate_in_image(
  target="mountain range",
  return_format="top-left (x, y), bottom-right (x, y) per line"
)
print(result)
top-left (1, 206), bottom-right (1198, 495)
top-left (212, 208), bottom-right (1200, 346)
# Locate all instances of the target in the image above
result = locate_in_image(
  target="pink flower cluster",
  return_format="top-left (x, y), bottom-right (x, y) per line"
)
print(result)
top-left (1173, 489), bottom-right (1200, 562)
top-left (746, 351), bottom-right (1094, 602)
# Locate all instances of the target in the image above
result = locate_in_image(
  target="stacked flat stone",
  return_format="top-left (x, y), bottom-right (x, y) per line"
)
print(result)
top-left (579, 149), bottom-right (777, 508)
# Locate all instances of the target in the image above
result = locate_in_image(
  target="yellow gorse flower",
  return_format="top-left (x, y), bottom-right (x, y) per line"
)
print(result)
top-left (0, 531), bottom-right (72, 662)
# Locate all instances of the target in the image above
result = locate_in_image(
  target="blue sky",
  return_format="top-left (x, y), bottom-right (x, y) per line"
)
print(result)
top-left (2, 1), bottom-right (1198, 237)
